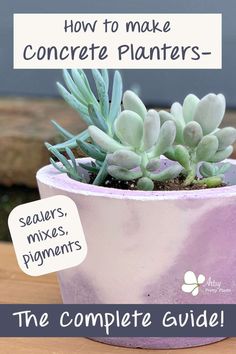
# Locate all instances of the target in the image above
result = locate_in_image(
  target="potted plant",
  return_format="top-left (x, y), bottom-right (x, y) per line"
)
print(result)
top-left (37, 69), bottom-right (236, 349)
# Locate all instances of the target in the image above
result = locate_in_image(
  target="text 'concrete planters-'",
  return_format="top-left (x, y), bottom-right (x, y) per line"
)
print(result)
top-left (37, 157), bottom-right (236, 349)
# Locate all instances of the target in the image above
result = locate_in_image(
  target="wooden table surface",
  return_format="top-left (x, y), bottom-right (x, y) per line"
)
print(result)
top-left (0, 242), bottom-right (235, 354)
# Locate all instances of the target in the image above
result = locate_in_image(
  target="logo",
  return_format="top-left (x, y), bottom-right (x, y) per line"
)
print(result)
top-left (203, 277), bottom-right (232, 294)
top-left (182, 271), bottom-right (205, 296)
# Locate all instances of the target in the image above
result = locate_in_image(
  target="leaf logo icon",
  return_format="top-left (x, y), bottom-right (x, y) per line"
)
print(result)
top-left (182, 271), bottom-right (205, 296)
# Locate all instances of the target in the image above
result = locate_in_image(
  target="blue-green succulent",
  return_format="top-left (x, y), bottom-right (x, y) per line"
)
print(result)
top-left (46, 69), bottom-right (236, 190)
top-left (46, 69), bottom-right (122, 185)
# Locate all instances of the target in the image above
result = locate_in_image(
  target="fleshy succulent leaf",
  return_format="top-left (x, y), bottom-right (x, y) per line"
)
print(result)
top-left (114, 110), bottom-right (143, 148)
top-left (193, 93), bottom-right (226, 135)
top-left (48, 130), bottom-right (89, 152)
top-left (78, 69), bottom-right (93, 91)
top-left (88, 104), bottom-right (108, 132)
top-left (196, 135), bottom-right (219, 162)
top-left (146, 158), bottom-right (160, 172)
top-left (107, 150), bottom-right (141, 169)
top-left (92, 158), bottom-right (108, 185)
top-left (183, 121), bottom-right (203, 148)
top-left (142, 110), bottom-right (160, 151)
top-left (159, 110), bottom-right (174, 124)
top-left (48, 146), bottom-right (83, 182)
top-left (109, 70), bottom-right (123, 123)
top-left (193, 176), bottom-right (223, 188)
top-left (170, 102), bottom-right (185, 125)
top-left (123, 90), bottom-right (147, 120)
top-left (57, 82), bottom-right (92, 125)
top-left (71, 69), bottom-right (98, 105)
top-left (208, 146), bottom-right (233, 163)
top-left (77, 139), bottom-right (106, 161)
top-left (92, 69), bottom-right (109, 118)
top-left (153, 120), bottom-right (176, 156)
top-left (88, 125), bottom-right (130, 153)
top-left (174, 145), bottom-right (191, 171)
top-left (199, 162), bottom-right (230, 179)
top-left (182, 94), bottom-right (200, 123)
top-left (164, 147), bottom-right (176, 161)
top-left (149, 164), bottom-right (183, 181)
top-left (108, 165), bottom-right (142, 180)
top-left (62, 69), bottom-right (87, 105)
top-left (137, 177), bottom-right (154, 191)
top-left (79, 162), bottom-right (100, 173)
top-left (218, 162), bottom-right (231, 174)
top-left (50, 157), bottom-right (67, 174)
top-left (214, 127), bottom-right (236, 150)
top-left (159, 110), bottom-right (183, 144)
top-left (199, 162), bottom-right (216, 178)
top-left (101, 69), bottom-right (109, 91)
top-left (51, 120), bottom-right (74, 139)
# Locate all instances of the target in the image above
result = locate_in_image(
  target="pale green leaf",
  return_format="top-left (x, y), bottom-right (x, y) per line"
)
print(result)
top-left (108, 150), bottom-right (141, 169)
top-left (196, 135), bottom-right (219, 162)
top-left (109, 70), bottom-right (123, 123)
top-left (88, 125), bottom-right (130, 153)
top-left (108, 165), bottom-right (142, 180)
top-left (214, 127), bottom-right (236, 150)
top-left (183, 121), bottom-right (203, 148)
top-left (114, 110), bottom-right (143, 148)
top-left (182, 94), bottom-right (200, 123)
top-left (123, 90), bottom-right (147, 120)
top-left (193, 93), bottom-right (226, 134)
top-left (142, 110), bottom-right (160, 151)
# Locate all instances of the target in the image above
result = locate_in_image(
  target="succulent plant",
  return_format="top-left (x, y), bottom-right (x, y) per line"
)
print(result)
top-left (46, 69), bottom-right (123, 185)
top-left (88, 90), bottom-right (183, 191)
top-left (46, 69), bottom-right (236, 191)
top-left (159, 93), bottom-right (236, 187)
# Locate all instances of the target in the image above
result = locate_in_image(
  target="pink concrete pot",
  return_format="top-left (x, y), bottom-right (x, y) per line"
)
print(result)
top-left (36, 157), bottom-right (236, 349)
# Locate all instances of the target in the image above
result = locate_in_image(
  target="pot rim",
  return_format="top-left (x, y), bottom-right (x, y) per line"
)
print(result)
top-left (36, 157), bottom-right (236, 201)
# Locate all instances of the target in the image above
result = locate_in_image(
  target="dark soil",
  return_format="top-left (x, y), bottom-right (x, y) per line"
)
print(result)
top-left (97, 174), bottom-right (225, 191)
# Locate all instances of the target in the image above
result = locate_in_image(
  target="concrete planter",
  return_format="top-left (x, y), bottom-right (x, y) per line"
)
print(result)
top-left (36, 157), bottom-right (236, 349)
